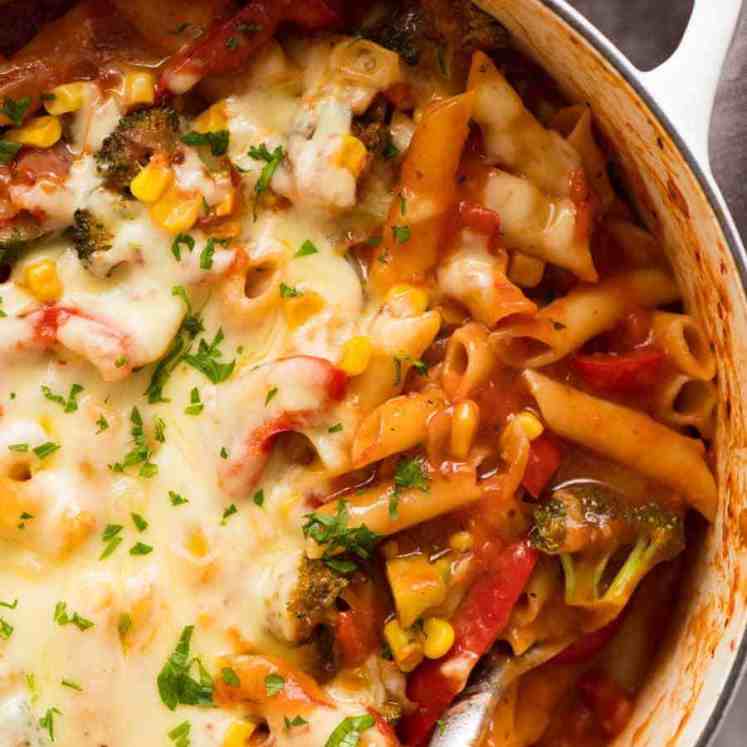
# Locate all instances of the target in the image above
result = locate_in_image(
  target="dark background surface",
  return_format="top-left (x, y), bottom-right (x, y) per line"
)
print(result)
top-left (567, 3), bottom-right (746, 744)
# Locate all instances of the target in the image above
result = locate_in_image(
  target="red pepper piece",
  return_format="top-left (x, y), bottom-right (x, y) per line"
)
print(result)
top-left (399, 541), bottom-right (538, 747)
top-left (577, 670), bottom-right (634, 737)
top-left (458, 199), bottom-right (501, 237)
top-left (521, 432), bottom-right (562, 499)
top-left (571, 347), bottom-right (666, 394)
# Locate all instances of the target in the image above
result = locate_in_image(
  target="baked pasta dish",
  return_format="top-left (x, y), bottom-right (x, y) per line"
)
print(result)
top-left (0, 1), bottom-right (720, 746)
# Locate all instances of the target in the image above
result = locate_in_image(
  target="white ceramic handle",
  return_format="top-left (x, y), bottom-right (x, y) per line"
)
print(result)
top-left (639, 0), bottom-right (742, 171)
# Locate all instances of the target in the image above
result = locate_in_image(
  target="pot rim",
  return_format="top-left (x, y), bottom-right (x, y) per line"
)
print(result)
top-left (538, 2), bottom-right (747, 745)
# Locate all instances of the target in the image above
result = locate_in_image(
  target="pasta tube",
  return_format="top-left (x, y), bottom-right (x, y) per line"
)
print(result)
top-left (651, 311), bottom-right (716, 380)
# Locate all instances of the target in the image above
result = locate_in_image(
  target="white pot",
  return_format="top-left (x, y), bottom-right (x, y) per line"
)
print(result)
top-left (476, 1), bottom-right (747, 745)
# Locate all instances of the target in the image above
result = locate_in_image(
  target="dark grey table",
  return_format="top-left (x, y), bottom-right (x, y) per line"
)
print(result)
top-left (568, 4), bottom-right (746, 745)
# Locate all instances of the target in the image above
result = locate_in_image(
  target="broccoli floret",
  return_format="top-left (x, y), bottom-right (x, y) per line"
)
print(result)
top-left (69, 209), bottom-right (112, 263)
top-left (288, 557), bottom-right (349, 641)
top-left (96, 106), bottom-right (180, 192)
top-left (362, 1), bottom-right (430, 66)
top-left (531, 484), bottom-right (685, 629)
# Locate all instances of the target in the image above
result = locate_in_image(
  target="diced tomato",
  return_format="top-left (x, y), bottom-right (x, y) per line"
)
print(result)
top-left (458, 200), bottom-right (501, 237)
top-left (399, 541), bottom-right (538, 747)
top-left (577, 670), bottom-right (634, 737)
top-left (521, 432), bottom-right (562, 499)
top-left (335, 610), bottom-right (373, 668)
top-left (157, 0), bottom-right (344, 96)
top-left (571, 347), bottom-right (665, 394)
top-left (551, 617), bottom-right (622, 666)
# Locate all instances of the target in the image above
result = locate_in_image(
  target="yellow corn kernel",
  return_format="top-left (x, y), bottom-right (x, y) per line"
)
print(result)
top-left (423, 617), bottom-right (455, 659)
top-left (130, 161), bottom-right (173, 204)
top-left (150, 187), bottom-right (202, 234)
top-left (186, 527), bottom-right (209, 558)
top-left (387, 554), bottom-right (447, 629)
top-left (340, 336), bottom-right (373, 376)
top-left (194, 101), bottom-right (228, 134)
top-left (223, 721), bottom-right (256, 747)
top-left (335, 135), bottom-right (368, 176)
top-left (509, 253), bottom-right (545, 288)
top-left (44, 82), bottom-right (87, 115)
top-left (516, 411), bottom-right (544, 441)
top-left (215, 186), bottom-right (237, 217)
top-left (6, 116), bottom-right (62, 149)
top-left (449, 400), bottom-right (480, 460)
top-left (124, 71), bottom-right (156, 108)
top-left (283, 291), bottom-right (325, 330)
top-left (384, 619), bottom-right (424, 673)
top-left (449, 530), bottom-right (474, 553)
top-left (386, 284), bottom-right (429, 316)
top-left (24, 259), bottom-right (62, 302)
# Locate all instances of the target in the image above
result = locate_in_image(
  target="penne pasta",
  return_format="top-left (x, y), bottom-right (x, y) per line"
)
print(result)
top-left (442, 321), bottom-right (495, 400)
top-left (369, 92), bottom-right (474, 294)
top-left (523, 370), bottom-right (717, 520)
top-left (552, 104), bottom-right (615, 213)
top-left (437, 229), bottom-right (537, 327)
top-left (352, 391), bottom-right (446, 468)
top-left (482, 169), bottom-right (598, 282)
top-left (655, 374), bottom-right (718, 439)
top-left (306, 469), bottom-right (483, 556)
top-left (491, 268), bottom-right (680, 368)
top-left (468, 51), bottom-right (581, 198)
top-left (605, 218), bottom-right (663, 267)
top-left (219, 247), bottom-right (284, 325)
top-left (509, 252), bottom-right (546, 289)
top-left (651, 311), bottom-right (717, 381)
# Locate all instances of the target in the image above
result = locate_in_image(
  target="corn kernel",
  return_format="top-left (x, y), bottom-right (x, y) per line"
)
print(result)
top-left (6, 116), bottom-right (62, 149)
top-left (150, 187), bottom-right (202, 234)
top-left (423, 618), bottom-right (455, 659)
top-left (340, 336), bottom-right (373, 376)
top-left (516, 411), bottom-right (544, 441)
top-left (124, 71), bottom-right (156, 108)
top-left (223, 721), bottom-right (257, 747)
top-left (450, 400), bottom-right (480, 460)
top-left (186, 527), bottom-right (209, 558)
top-left (215, 186), bottom-right (237, 217)
top-left (130, 161), bottom-right (173, 203)
top-left (449, 531), bottom-right (474, 553)
top-left (283, 291), bottom-right (325, 330)
top-left (194, 101), bottom-right (228, 134)
top-left (386, 284), bottom-right (429, 316)
top-left (509, 253), bottom-right (545, 288)
top-left (384, 619), bottom-right (424, 673)
top-left (335, 135), bottom-right (368, 176)
top-left (24, 259), bottom-right (62, 302)
top-left (44, 82), bottom-right (87, 115)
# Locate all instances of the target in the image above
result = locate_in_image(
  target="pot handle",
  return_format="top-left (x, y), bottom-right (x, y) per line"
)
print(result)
top-left (639, 0), bottom-right (742, 171)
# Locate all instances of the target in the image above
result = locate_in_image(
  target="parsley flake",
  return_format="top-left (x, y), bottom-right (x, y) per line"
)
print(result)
top-left (0, 618), bottom-right (13, 640)
top-left (285, 715), bottom-right (308, 730)
top-left (157, 626), bottom-right (214, 710)
top-left (265, 386), bottom-right (278, 406)
top-left (394, 456), bottom-right (430, 493)
top-left (169, 491), bottom-right (189, 506)
top-left (185, 388), bottom-right (204, 415)
top-left (295, 239), bottom-right (319, 258)
top-left (53, 602), bottom-right (94, 631)
top-left (172, 234), bottom-right (195, 261)
top-left (248, 143), bottom-right (285, 217)
top-left (41, 383), bottom-right (83, 413)
top-left (324, 714), bottom-right (375, 747)
top-left (221, 667), bottom-right (240, 687)
top-left (39, 707), bottom-right (62, 742)
top-left (279, 282), bottom-right (301, 299)
top-left (221, 504), bottom-right (238, 525)
top-left (264, 673), bottom-right (285, 696)
top-left (2, 96), bottom-right (31, 126)
top-left (130, 542), bottom-right (153, 556)
top-left (99, 524), bottom-right (124, 560)
top-left (61, 679), bottom-right (82, 692)
top-left (33, 442), bottom-right (60, 460)
top-left (96, 415), bottom-right (109, 434)
top-left (252, 489), bottom-right (264, 508)
top-left (392, 225), bottom-right (411, 244)
top-left (181, 130), bottom-right (229, 157)
top-left (182, 328), bottom-right (235, 384)
top-left (132, 513), bottom-right (148, 532)
top-left (0, 140), bottom-right (21, 165)
top-left (169, 721), bottom-right (191, 747)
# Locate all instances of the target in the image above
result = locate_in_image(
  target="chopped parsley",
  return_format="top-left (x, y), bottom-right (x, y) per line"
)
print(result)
top-left (388, 493), bottom-right (399, 520)
top-left (41, 383), bottom-right (83, 412)
top-left (182, 328), bottom-right (235, 384)
top-left (0, 140), bottom-right (21, 165)
top-left (169, 721), bottom-right (191, 747)
top-left (157, 625), bottom-right (214, 710)
top-left (264, 386), bottom-right (278, 406)
top-left (169, 491), bottom-right (189, 506)
top-left (279, 282), bottom-right (301, 299)
top-left (0, 598), bottom-right (18, 609)
top-left (33, 442), bottom-right (60, 460)
top-left (185, 388), bottom-right (204, 415)
top-left (61, 679), bottom-right (82, 692)
top-left (0, 618), bottom-right (13, 640)
top-left (394, 456), bottom-right (430, 493)
top-left (155, 417), bottom-right (167, 443)
top-left (264, 673), bottom-right (285, 696)
top-left (221, 504), bottom-right (238, 525)
top-left (285, 715), bottom-right (308, 730)
top-left (17, 512), bottom-right (33, 529)
top-left (110, 407), bottom-right (158, 478)
top-left (382, 139), bottom-right (400, 160)
top-left (171, 234), bottom-right (195, 261)
top-left (8, 443), bottom-right (28, 452)
top-left (39, 707), bottom-right (62, 742)
top-left (99, 524), bottom-right (124, 560)
top-left (295, 239), bottom-right (319, 258)
top-left (181, 130), bottom-right (230, 157)
top-left (328, 423), bottom-right (343, 433)
top-left (219, 447), bottom-right (229, 459)
top-left (96, 415), bottom-right (109, 434)
top-left (131, 513), bottom-right (148, 532)
top-left (252, 489), bottom-right (265, 508)
top-left (130, 542), bottom-right (153, 556)
top-left (199, 237), bottom-right (228, 270)
top-left (117, 613), bottom-right (132, 641)
top-left (324, 714), bottom-right (375, 747)
top-left (0, 296), bottom-right (6, 317)
top-left (53, 602), bottom-right (94, 631)
top-left (225, 36), bottom-right (239, 50)
top-left (248, 143), bottom-right (285, 216)
top-left (114, 356), bottom-right (128, 368)
top-left (221, 667), bottom-right (240, 687)
top-left (399, 193), bottom-right (407, 215)
top-left (392, 225), bottom-right (411, 244)
top-left (2, 96), bottom-right (31, 126)
top-left (302, 500), bottom-right (380, 575)
top-left (436, 718), bottom-right (446, 735)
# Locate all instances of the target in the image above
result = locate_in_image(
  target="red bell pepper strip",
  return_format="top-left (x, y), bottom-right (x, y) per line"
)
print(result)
top-left (577, 670), bottom-right (633, 737)
top-left (157, 0), bottom-right (344, 96)
top-left (551, 617), bottom-right (622, 666)
top-left (571, 347), bottom-right (666, 395)
top-left (521, 432), bottom-right (562, 499)
top-left (399, 541), bottom-right (538, 747)
top-left (458, 199), bottom-right (501, 237)
top-left (335, 610), bottom-right (376, 668)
